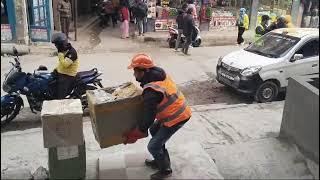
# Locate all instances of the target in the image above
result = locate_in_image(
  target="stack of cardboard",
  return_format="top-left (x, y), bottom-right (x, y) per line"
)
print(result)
top-left (87, 82), bottom-right (144, 148)
top-left (41, 99), bottom-right (85, 179)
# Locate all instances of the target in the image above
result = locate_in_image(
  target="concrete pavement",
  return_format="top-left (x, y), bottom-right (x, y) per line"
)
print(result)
top-left (136, 29), bottom-right (255, 47)
top-left (1, 101), bottom-right (318, 179)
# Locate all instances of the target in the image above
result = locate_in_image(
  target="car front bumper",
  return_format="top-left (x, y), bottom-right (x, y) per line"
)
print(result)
top-left (216, 66), bottom-right (263, 94)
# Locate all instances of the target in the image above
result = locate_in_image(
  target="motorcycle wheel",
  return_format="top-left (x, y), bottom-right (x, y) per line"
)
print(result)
top-left (1, 102), bottom-right (22, 126)
top-left (192, 39), bottom-right (201, 47)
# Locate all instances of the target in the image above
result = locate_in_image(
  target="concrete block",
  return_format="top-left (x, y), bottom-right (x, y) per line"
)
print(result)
top-left (125, 167), bottom-right (156, 179)
top-left (124, 152), bottom-right (152, 168)
top-left (86, 158), bottom-right (99, 180)
top-left (41, 99), bottom-right (84, 148)
top-left (280, 75), bottom-right (319, 163)
top-left (99, 168), bottom-right (128, 179)
top-left (1, 44), bottom-right (30, 55)
top-left (99, 153), bottom-right (126, 179)
top-left (98, 141), bottom-right (224, 179)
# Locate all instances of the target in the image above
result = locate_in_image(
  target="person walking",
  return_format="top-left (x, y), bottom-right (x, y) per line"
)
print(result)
top-left (187, 0), bottom-right (197, 20)
top-left (103, 0), bottom-right (116, 27)
top-left (119, 1), bottom-right (130, 39)
top-left (133, 0), bottom-right (148, 36)
top-left (57, 0), bottom-right (72, 39)
top-left (254, 15), bottom-right (270, 41)
top-left (124, 53), bottom-right (192, 179)
top-left (182, 8), bottom-right (195, 55)
top-left (236, 8), bottom-right (249, 45)
top-left (174, 4), bottom-right (188, 51)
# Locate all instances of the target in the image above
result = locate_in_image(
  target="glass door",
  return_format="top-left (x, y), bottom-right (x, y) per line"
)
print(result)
top-left (28, 0), bottom-right (51, 42)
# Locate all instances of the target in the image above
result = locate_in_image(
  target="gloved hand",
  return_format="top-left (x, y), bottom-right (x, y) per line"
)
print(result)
top-left (123, 128), bottom-right (148, 144)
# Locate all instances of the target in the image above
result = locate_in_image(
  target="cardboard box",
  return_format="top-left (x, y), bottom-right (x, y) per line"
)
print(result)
top-left (41, 99), bottom-right (84, 148)
top-left (48, 139), bottom-right (86, 179)
top-left (87, 82), bottom-right (144, 148)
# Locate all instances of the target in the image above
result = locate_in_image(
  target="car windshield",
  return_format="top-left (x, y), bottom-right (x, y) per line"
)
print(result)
top-left (244, 32), bottom-right (300, 58)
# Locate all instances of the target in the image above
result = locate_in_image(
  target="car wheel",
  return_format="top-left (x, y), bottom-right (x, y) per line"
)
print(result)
top-left (254, 81), bottom-right (279, 103)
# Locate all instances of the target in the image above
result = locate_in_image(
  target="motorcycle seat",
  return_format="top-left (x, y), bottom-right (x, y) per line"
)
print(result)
top-left (76, 68), bottom-right (98, 80)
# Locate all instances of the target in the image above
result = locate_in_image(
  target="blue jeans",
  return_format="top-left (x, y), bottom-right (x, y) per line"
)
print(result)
top-left (147, 120), bottom-right (188, 160)
top-left (136, 18), bottom-right (144, 35)
top-left (143, 17), bottom-right (147, 33)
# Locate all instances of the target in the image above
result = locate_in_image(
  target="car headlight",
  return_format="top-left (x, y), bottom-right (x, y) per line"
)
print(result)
top-left (240, 66), bottom-right (262, 76)
top-left (217, 56), bottom-right (223, 66)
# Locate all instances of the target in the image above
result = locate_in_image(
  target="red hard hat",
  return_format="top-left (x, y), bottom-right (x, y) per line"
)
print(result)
top-left (127, 53), bottom-right (155, 69)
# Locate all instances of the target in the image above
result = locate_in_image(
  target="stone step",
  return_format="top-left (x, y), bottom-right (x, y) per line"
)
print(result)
top-left (98, 141), bottom-right (224, 179)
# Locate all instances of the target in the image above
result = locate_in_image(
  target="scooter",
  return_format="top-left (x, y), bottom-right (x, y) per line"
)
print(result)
top-left (167, 26), bottom-right (202, 48)
top-left (1, 47), bottom-right (104, 126)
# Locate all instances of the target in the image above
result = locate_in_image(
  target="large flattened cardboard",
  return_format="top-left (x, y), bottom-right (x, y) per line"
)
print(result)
top-left (41, 99), bottom-right (84, 148)
top-left (87, 82), bottom-right (144, 148)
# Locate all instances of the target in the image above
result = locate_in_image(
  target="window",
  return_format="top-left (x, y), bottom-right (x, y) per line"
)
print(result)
top-left (245, 32), bottom-right (300, 58)
top-left (295, 39), bottom-right (319, 59)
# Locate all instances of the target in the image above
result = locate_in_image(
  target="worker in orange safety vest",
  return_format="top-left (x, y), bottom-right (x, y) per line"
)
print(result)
top-left (123, 53), bottom-right (192, 179)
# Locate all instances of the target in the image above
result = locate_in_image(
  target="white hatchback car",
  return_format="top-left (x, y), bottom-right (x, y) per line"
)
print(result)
top-left (216, 28), bottom-right (319, 102)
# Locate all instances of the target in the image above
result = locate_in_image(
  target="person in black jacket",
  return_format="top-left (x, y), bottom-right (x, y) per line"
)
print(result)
top-left (174, 4), bottom-right (188, 51)
top-left (132, 0), bottom-right (148, 36)
top-left (182, 8), bottom-right (195, 55)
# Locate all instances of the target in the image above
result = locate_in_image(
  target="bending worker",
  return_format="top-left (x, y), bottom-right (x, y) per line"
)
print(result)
top-left (123, 53), bottom-right (192, 179)
top-left (255, 15), bottom-right (270, 41)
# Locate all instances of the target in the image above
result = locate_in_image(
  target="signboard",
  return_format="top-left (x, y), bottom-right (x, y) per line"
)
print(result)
top-left (31, 28), bottom-right (48, 41)
top-left (209, 16), bottom-right (237, 30)
top-left (155, 19), bottom-right (177, 31)
top-left (1, 24), bottom-right (13, 41)
top-left (155, 19), bottom-right (168, 31)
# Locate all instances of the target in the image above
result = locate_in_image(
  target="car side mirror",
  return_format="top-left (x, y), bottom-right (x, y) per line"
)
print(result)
top-left (13, 47), bottom-right (18, 55)
top-left (290, 54), bottom-right (303, 62)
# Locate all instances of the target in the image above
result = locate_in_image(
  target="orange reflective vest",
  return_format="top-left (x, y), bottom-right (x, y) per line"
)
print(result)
top-left (143, 76), bottom-right (192, 127)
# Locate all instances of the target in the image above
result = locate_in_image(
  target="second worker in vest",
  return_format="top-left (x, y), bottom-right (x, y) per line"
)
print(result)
top-left (123, 53), bottom-right (192, 179)
top-left (255, 15), bottom-right (270, 41)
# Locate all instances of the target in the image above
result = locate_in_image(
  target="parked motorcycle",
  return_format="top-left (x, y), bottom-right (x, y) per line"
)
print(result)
top-left (1, 47), bottom-right (104, 126)
top-left (167, 26), bottom-right (202, 48)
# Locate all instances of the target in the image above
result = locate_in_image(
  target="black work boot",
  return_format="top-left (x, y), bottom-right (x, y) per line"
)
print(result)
top-left (150, 157), bottom-right (172, 180)
top-left (145, 159), bottom-right (159, 170)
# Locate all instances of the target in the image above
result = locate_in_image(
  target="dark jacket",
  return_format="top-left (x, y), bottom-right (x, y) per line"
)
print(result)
top-left (176, 9), bottom-right (186, 30)
top-left (138, 67), bottom-right (166, 133)
top-left (132, 1), bottom-right (147, 19)
top-left (183, 13), bottom-right (195, 36)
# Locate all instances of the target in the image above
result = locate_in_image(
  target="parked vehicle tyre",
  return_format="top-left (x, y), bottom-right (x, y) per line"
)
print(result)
top-left (193, 39), bottom-right (201, 47)
top-left (1, 102), bottom-right (22, 126)
top-left (254, 81), bottom-right (279, 103)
